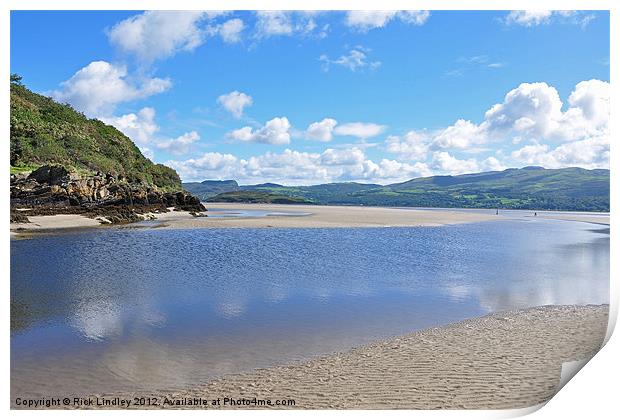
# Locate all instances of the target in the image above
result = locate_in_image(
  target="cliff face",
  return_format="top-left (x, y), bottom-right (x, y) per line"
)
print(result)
top-left (11, 165), bottom-right (205, 224)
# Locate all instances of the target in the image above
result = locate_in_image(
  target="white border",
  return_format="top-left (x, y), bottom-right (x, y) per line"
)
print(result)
top-left (2, 1), bottom-right (616, 419)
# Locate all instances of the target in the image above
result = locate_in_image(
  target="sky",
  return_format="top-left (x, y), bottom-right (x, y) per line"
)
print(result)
top-left (10, 10), bottom-right (610, 185)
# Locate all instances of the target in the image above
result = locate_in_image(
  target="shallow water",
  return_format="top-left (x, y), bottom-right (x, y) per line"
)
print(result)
top-left (11, 218), bottom-right (609, 397)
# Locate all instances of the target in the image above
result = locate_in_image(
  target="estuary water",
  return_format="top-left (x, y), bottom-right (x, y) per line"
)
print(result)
top-left (11, 218), bottom-right (609, 397)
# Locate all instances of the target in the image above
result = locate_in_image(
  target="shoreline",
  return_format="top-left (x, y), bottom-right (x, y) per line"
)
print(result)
top-left (9, 203), bottom-right (609, 237)
top-left (159, 304), bottom-right (609, 410)
top-left (48, 304), bottom-right (608, 410)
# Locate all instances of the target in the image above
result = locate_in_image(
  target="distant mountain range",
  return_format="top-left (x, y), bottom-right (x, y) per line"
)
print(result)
top-left (183, 166), bottom-right (610, 211)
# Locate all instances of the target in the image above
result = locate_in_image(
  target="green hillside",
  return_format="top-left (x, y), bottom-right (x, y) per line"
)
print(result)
top-left (10, 77), bottom-right (182, 191)
top-left (207, 190), bottom-right (312, 204)
top-left (182, 180), bottom-right (240, 200)
top-left (184, 167), bottom-right (610, 211)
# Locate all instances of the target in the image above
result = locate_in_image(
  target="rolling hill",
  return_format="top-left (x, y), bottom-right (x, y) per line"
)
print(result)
top-left (184, 167), bottom-right (610, 211)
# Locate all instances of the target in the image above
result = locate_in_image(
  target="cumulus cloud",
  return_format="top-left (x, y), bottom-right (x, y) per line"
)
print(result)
top-left (385, 131), bottom-right (429, 161)
top-left (166, 152), bottom-right (239, 181)
top-left (334, 122), bottom-right (386, 139)
top-left (217, 91), bottom-right (253, 118)
top-left (431, 152), bottom-right (480, 174)
top-left (511, 135), bottom-right (609, 170)
top-left (432, 119), bottom-right (487, 150)
top-left (104, 107), bottom-right (200, 157)
top-left (319, 47), bottom-right (381, 72)
top-left (383, 79), bottom-right (608, 174)
top-left (484, 80), bottom-right (609, 142)
top-left (228, 117), bottom-right (291, 145)
top-left (156, 131), bottom-right (200, 155)
top-left (320, 147), bottom-right (365, 166)
top-left (50, 61), bottom-right (171, 117)
top-left (107, 11), bottom-right (211, 63)
top-left (306, 118), bottom-right (338, 141)
top-left (480, 156), bottom-right (507, 172)
top-left (345, 10), bottom-right (430, 31)
top-left (167, 147), bottom-right (431, 184)
top-left (386, 79), bottom-right (609, 170)
top-left (102, 107), bottom-right (159, 144)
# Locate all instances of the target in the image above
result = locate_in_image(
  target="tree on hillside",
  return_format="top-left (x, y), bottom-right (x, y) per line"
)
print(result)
top-left (10, 73), bottom-right (23, 86)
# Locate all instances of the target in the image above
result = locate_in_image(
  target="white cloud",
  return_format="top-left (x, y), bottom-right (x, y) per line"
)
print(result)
top-left (50, 61), bottom-right (171, 116)
top-left (167, 147), bottom-right (431, 184)
top-left (102, 107), bottom-right (158, 144)
top-left (228, 117), bottom-right (291, 145)
top-left (567, 79), bottom-right (609, 127)
top-left (505, 10), bottom-right (596, 27)
top-left (255, 11), bottom-right (293, 37)
top-left (103, 107), bottom-right (201, 157)
top-left (431, 152), bottom-right (480, 175)
top-left (432, 119), bottom-right (487, 150)
top-left (481, 156), bottom-right (507, 172)
top-left (166, 152), bottom-right (239, 181)
top-left (385, 79), bottom-right (609, 172)
top-left (320, 47), bottom-right (381, 72)
top-left (334, 122), bottom-right (386, 139)
top-left (511, 135), bottom-right (609, 170)
top-left (510, 142), bottom-right (549, 162)
top-left (306, 118), bottom-right (338, 141)
top-left (217, 91), bottom-right (253, 118)
top-left (107, 11), bottom-right (211, 62)
top-left (320, 147), bottom-right (365, 166)
top-left (484, 80), bottom-right (609, 142)
top-left (345, 10), bottom-right (430, 31)
top-left (399, 11), bottom-right (432, 25)
top-left (254, 11), bottom-right (320, 39)
top-left (217, 18), bottom-right (245, 43)
top-left (505, 10), bottom-right (553, 26)
top-left (156, 131), bottom-right (200, 155)
top-left (385, 131), bottom-right (429, 160)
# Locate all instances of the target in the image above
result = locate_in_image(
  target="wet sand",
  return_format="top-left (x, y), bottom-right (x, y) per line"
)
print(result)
top-left (47, 305), bottom-right (608, 410)
top-left (10, 203), bottom-right (499, 234)
top-left (536, 214), bottom-right (610, 225)
top-left (153, 305), bottom-right (608, 410)
top-left (155, 203), bottom-right (504, 229)
top-left (10, 204), bottom-right (609, 236)
top-left (10, 214), bottom-right (104, 238)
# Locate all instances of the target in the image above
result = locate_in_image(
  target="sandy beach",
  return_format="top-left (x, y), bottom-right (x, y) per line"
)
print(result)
top-left (50, 305), bottom-right (607, 410)
top-left (536, 214), bottom-right (610, 225)
top-left (10, 204), bottom-right (609, 236)
top-left (10, 203), bottom-right (506, 235)
top-left (146, 305), bottom-right (607, 410)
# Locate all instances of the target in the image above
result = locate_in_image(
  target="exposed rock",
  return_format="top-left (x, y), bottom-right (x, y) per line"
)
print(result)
top-left (11, 165), bottom-right (206, 224)
top-left (27, 165), bottom-right (71, 185)
top-left (10, 211), bottom-right (30, 224)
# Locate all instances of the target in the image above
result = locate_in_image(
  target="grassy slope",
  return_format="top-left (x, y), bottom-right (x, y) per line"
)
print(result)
top-left (185, 167), bottom-right (609, 211)
top-left (181, 180), bottom-right (240, 200)
top-left (206, 190), bottom-right (312, 204)
top-left (10, 82), bottom-right (182, 191)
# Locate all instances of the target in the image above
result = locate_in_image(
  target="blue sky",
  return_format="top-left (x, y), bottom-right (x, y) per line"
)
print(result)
top-left (10, 10), bottom-right (610, 184)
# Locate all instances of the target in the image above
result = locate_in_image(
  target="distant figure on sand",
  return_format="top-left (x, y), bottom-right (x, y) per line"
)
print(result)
top-left (534, 212), bottom-right (537, 216)
top-left (496, 209), bottom-right (499, 215)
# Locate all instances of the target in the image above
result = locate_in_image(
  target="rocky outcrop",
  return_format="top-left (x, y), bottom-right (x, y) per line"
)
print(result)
top-left (11, 165), bottom-right (206, 224)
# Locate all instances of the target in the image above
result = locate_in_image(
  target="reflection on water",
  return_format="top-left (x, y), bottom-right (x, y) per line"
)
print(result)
top-left (11, 219), bottom-right (609, 397)
top-left (203, 207), bottom-right (312, 218)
